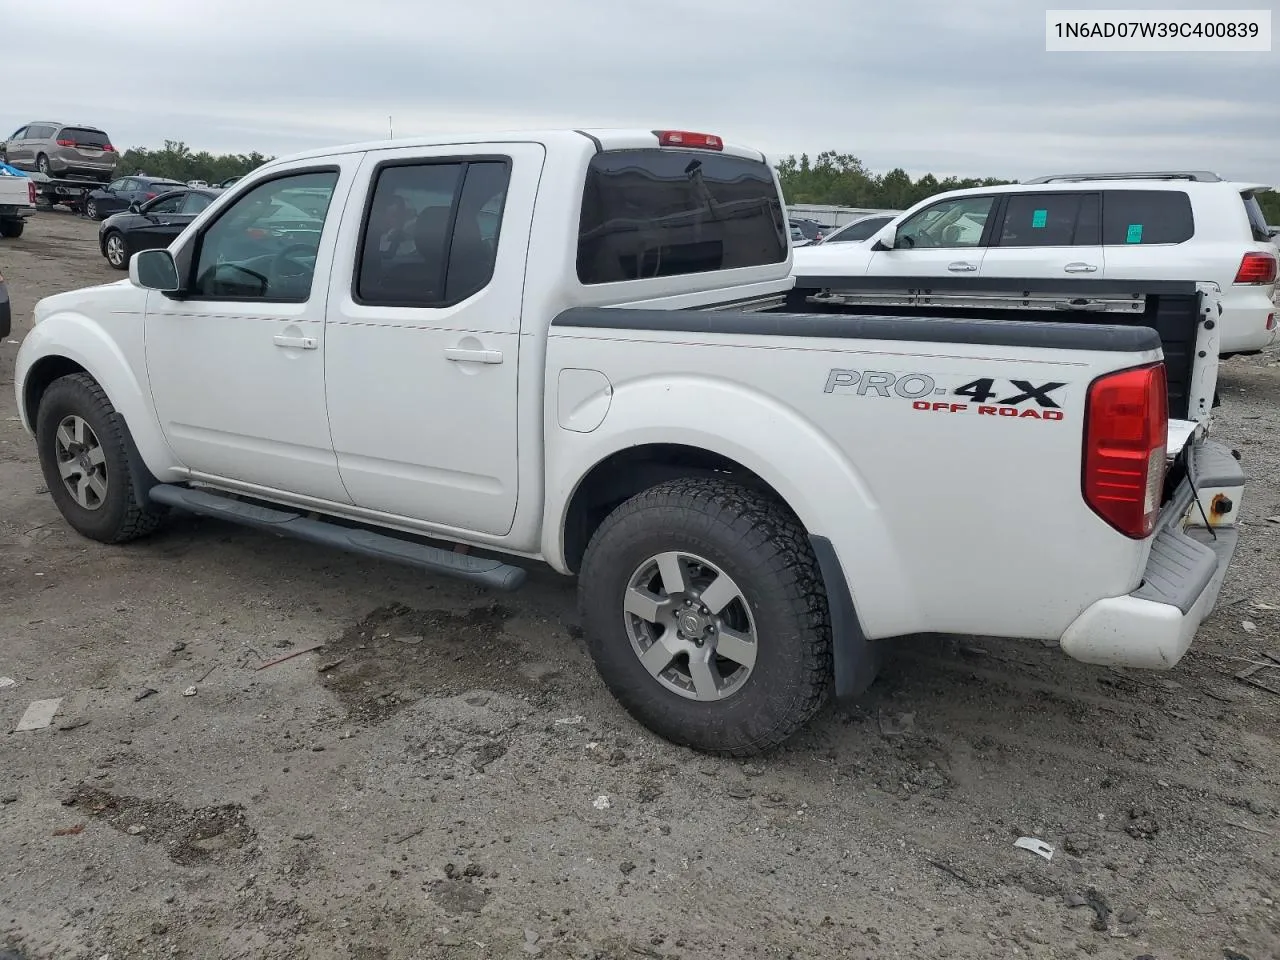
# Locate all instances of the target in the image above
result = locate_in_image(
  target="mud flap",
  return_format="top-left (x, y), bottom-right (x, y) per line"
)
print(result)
top-left (810, 535), bottom-right (881, 699)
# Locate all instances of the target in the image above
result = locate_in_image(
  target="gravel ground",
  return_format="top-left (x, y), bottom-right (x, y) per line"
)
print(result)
top-left (2, 212), bottom-right (1279, 960)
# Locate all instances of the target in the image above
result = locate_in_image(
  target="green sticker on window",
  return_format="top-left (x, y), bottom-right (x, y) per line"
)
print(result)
top-left (1126, 223), bottom-right (1143, 243)
top-left (1031, 209), bottom-right (1047, 228)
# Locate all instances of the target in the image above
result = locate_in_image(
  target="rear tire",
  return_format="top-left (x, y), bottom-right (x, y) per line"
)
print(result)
top-left (36, 153), bottom-right (50, 176)
top-left (85, 198), bottom-right (100, 220)
top-left (0, 219), bottom-right (23, 238)
top-left (35, 374), bottom-right (167, 543)
top-left (578, 478), bottom-right (832, 756)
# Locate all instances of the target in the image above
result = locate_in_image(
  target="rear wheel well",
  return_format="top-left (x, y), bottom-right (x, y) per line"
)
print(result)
top-left (24, 356), bottom-right (89, 427)
top-left (562, 444), bottom-right (798, 573)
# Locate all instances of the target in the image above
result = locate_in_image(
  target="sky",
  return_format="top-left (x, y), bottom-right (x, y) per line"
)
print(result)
top-left (2, 0), bottom-right (1277, 183)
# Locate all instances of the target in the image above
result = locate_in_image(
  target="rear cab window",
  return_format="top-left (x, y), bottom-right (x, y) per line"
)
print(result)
top-left (576, 149), bottom-right (787, 284)
top-left (1101, 190), bottom-right (1193, 245)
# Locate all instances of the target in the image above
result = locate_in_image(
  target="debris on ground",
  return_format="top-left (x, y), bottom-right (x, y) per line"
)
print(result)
top-left (52, 824), bottom-right (85, 837)
top-left (878, 711), bottom-right (915, 736)
top-left (182, 686), bottom-right (197, 697)
top-left (256, 642), bottom-right (325, 670)
top-left (554, 715), bottom-right (586, 725)
top-left (0, 677), bottom-right (16, 689)
top-left (592, 795), bottom-right (611, 811)
top-left (1242, 621), bottom-right (1257, 633)
top-left (317, 658), bottom-right (346, 673)
top-left (14, 697), bottom-right (62, 731)
top-left (1234, 653), bottom-right (1280, 696)
top-left (1067, 888), bottom-right (1112, 931)
top-left (1014, 837), bottom-right (1054, 861)
top-left (134, 688), bottom-right (158, 702)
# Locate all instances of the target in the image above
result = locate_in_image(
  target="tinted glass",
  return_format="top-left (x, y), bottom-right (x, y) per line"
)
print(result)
top-left (59, 128), bottom-right (110, 148)
top-left (997, 193), bottom-right (1090, 247)
top-left (829, 216), bottom-right (892, 242)
top-left (445, 162), bottom-right (510, 302)
top-left (355, 160), bottom-right (510, 307)
top-left (191, 170), bottom-right (337, 301)
top-left (146, 193), bottom-right (186, 214)
top-left (30, 125), bottom-right (55, 139)
top-left (896, 195), bottom-right (994, 248)
top-left (1101, 190), bottom-right (1193, 245)
top-left (577, 149), bottom-right (786, 284)
top-left (1241, 192), bottom-right (1272, 243)
top-left (179, 192), bottom-right (214, 214)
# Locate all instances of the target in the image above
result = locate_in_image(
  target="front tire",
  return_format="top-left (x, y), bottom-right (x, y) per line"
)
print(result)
top-left (578, 478), bottom-right (832, 756)
top-left (36, 153), bottom-right (51, 176)
top-left (35, 374), bottom-right (167, 543)
top-left (104, 231), bottom-right (128, 269)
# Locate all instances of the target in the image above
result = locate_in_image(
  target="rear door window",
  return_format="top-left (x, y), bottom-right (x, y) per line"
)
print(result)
top-left (828, 216), bottom-right (892, 242)
top-left (577, 150), bottom-right (786, 284)
top-left (995, 193), bottom-right (1099, 247)
top-left (1241, 192), bottom-right (1273, 243)
top-left (1101, 190), bottom-right (1194, 245)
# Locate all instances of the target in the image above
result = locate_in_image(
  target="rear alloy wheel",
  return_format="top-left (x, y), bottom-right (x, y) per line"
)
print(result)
top-left (104, 232), bottom-right (128, 269)
top-left (36, 153), bottom-right (51, 176)
top-left (578, 477), bottom-right (833, 756)
top-left (36, 373), bottom-right (167, 543)
top-left (85, 198), bottom-right (99, 220)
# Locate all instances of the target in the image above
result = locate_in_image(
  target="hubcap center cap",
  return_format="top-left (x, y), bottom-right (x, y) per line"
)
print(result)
top-left (678, 610), bottom-right (708, 637)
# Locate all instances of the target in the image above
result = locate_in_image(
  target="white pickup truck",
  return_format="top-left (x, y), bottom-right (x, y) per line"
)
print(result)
top-left (0, 163), bottom-right (37, 238)
top-left (14, 128), bottom-right (1246, 755)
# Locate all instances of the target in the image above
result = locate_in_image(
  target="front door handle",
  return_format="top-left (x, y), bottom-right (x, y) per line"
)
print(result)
top-left (445, 347), bottom-right (503, 364)
top-left (947, 261), bottom-right (978, 272)
top-left (1064, 262), bottom-right (1098, 273)
top-left (273, 335), bottom-right (317, 350)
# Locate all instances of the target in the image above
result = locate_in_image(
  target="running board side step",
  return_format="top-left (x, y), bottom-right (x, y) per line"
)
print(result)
top-left (146, 485), bottom-right (528, 591)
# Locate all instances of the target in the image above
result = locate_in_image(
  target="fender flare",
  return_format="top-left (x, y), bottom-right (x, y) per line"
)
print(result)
top-left (16, 311), bottom-right (180, 485)
top-left (542, 373), bottom-right (918, 645)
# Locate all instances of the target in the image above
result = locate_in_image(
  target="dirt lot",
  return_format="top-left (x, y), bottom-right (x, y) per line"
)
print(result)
top-left (2, 212), bottom-right (1279, 960)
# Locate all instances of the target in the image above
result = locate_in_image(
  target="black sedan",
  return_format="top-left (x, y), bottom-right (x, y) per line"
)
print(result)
top-left (82, 175), bottom-right (187, 221)
top-left (99, 188), bottom-right (222, 269)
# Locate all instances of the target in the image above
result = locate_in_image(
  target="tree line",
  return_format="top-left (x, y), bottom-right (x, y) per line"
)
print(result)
top-left (777, 149), bottom-right (1280, 222)
top-left (116, 140), bottom-right (272, 184)
top-left (114, 140), bottom-right (1280, 223)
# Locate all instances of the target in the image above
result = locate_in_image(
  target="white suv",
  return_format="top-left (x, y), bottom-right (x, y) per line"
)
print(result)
top-left (793, 171), bottom-right (1278, 356)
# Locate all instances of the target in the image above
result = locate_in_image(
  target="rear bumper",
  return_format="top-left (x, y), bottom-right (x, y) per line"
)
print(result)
top-left (1058, 439), bottom-right (1244, 670)
top-left (1219, 288), bottom-right (1278, 353)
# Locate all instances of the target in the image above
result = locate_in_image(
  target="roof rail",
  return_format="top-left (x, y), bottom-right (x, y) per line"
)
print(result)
top-left (1023, 171), bottom-right (1222, 184)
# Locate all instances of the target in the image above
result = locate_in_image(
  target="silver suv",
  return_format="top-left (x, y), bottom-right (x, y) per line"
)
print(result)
top-left (1, 122), bottom-right (118, 181)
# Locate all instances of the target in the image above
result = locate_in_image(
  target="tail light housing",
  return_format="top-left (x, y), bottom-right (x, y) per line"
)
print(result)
top-left (1083, 363), bottom-right (1168, 539)
top-left (103, 144), bottom-right (116, 153)
top-left (653, 130), bottom-right (723, 150)
top-left (144, 192), bottom-right (157, 201)
top-left (56, 138), bottom-right (76, 147)
top-left (28, 180), bottom-right (37, 205)
top-left (1234, 251), bottom-right (1277, 284)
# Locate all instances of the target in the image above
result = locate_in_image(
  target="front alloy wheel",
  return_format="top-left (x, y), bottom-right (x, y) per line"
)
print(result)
top-left (105, 233), bottom-right (127, 269)
top-left (53, 415), bottom-right (109, 510)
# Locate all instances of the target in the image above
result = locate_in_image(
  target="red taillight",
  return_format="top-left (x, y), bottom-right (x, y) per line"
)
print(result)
top-left (28, 181), bottom-right (37, 205)
top-left (1267, 313), bottom-right (1276, 331)
top-left (1083, 363), bottom-right (1168, 539)
top-left (144, 193), bottom-right (157, 201)
top-left (1234, 251), bottom-right (1277, 284)
top-left (103, 144), bottom-right (115, 153)
top-left (653, 130), bottom-right (723, 151)
top-left (56, 138), bottom-right (76, 147)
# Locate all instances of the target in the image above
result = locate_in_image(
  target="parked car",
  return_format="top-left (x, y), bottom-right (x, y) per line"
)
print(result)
top-left (815, 213), bottom-right (896, 244)
top-left (0, 165), bottom-right (37, 238)
top-left (0, 268), bottom-right (10, 338)
top-left (15, 129), bottom-right (1244, 756)
top-left (788, 217), bottom-right (834, 243)
top-left (218, 176), bottom-right (242, 188)
top-left (794, 171), bottom-right (1279, 356)
top-left (0, 123), bottom-right (118, 181)
top-left (99, 188), bottom-right (222, 269)
top-left (82, 176), bottom-right (188, 221)
top-left (789, 225), bottom-right (811, 247)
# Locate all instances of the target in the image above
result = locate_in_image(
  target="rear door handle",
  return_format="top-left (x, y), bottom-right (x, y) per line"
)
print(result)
top-left (273, 335), bottom-right (317, 350)
top-left (445, 347), bottom-right (503, 364)
top-left (947, 261), bottom-right (978, 272)
top-left (1064, 262), bottom-right (1098, 273)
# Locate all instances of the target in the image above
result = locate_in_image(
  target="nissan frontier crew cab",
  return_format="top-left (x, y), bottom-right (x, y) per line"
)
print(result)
top-left (15, 128), bottom-right (1245, 756)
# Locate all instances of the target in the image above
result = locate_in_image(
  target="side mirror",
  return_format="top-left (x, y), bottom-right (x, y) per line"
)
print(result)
top-left (130, 249), bottom-right (183, 295)
top-left (128, 200), bottom-right (141, 213)
top-left (870, 224), bottom-right (896, 251)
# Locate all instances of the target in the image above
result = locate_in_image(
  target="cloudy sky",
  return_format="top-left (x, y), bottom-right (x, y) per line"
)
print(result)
top-left (3, 0), bottom-right (1277, 182)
